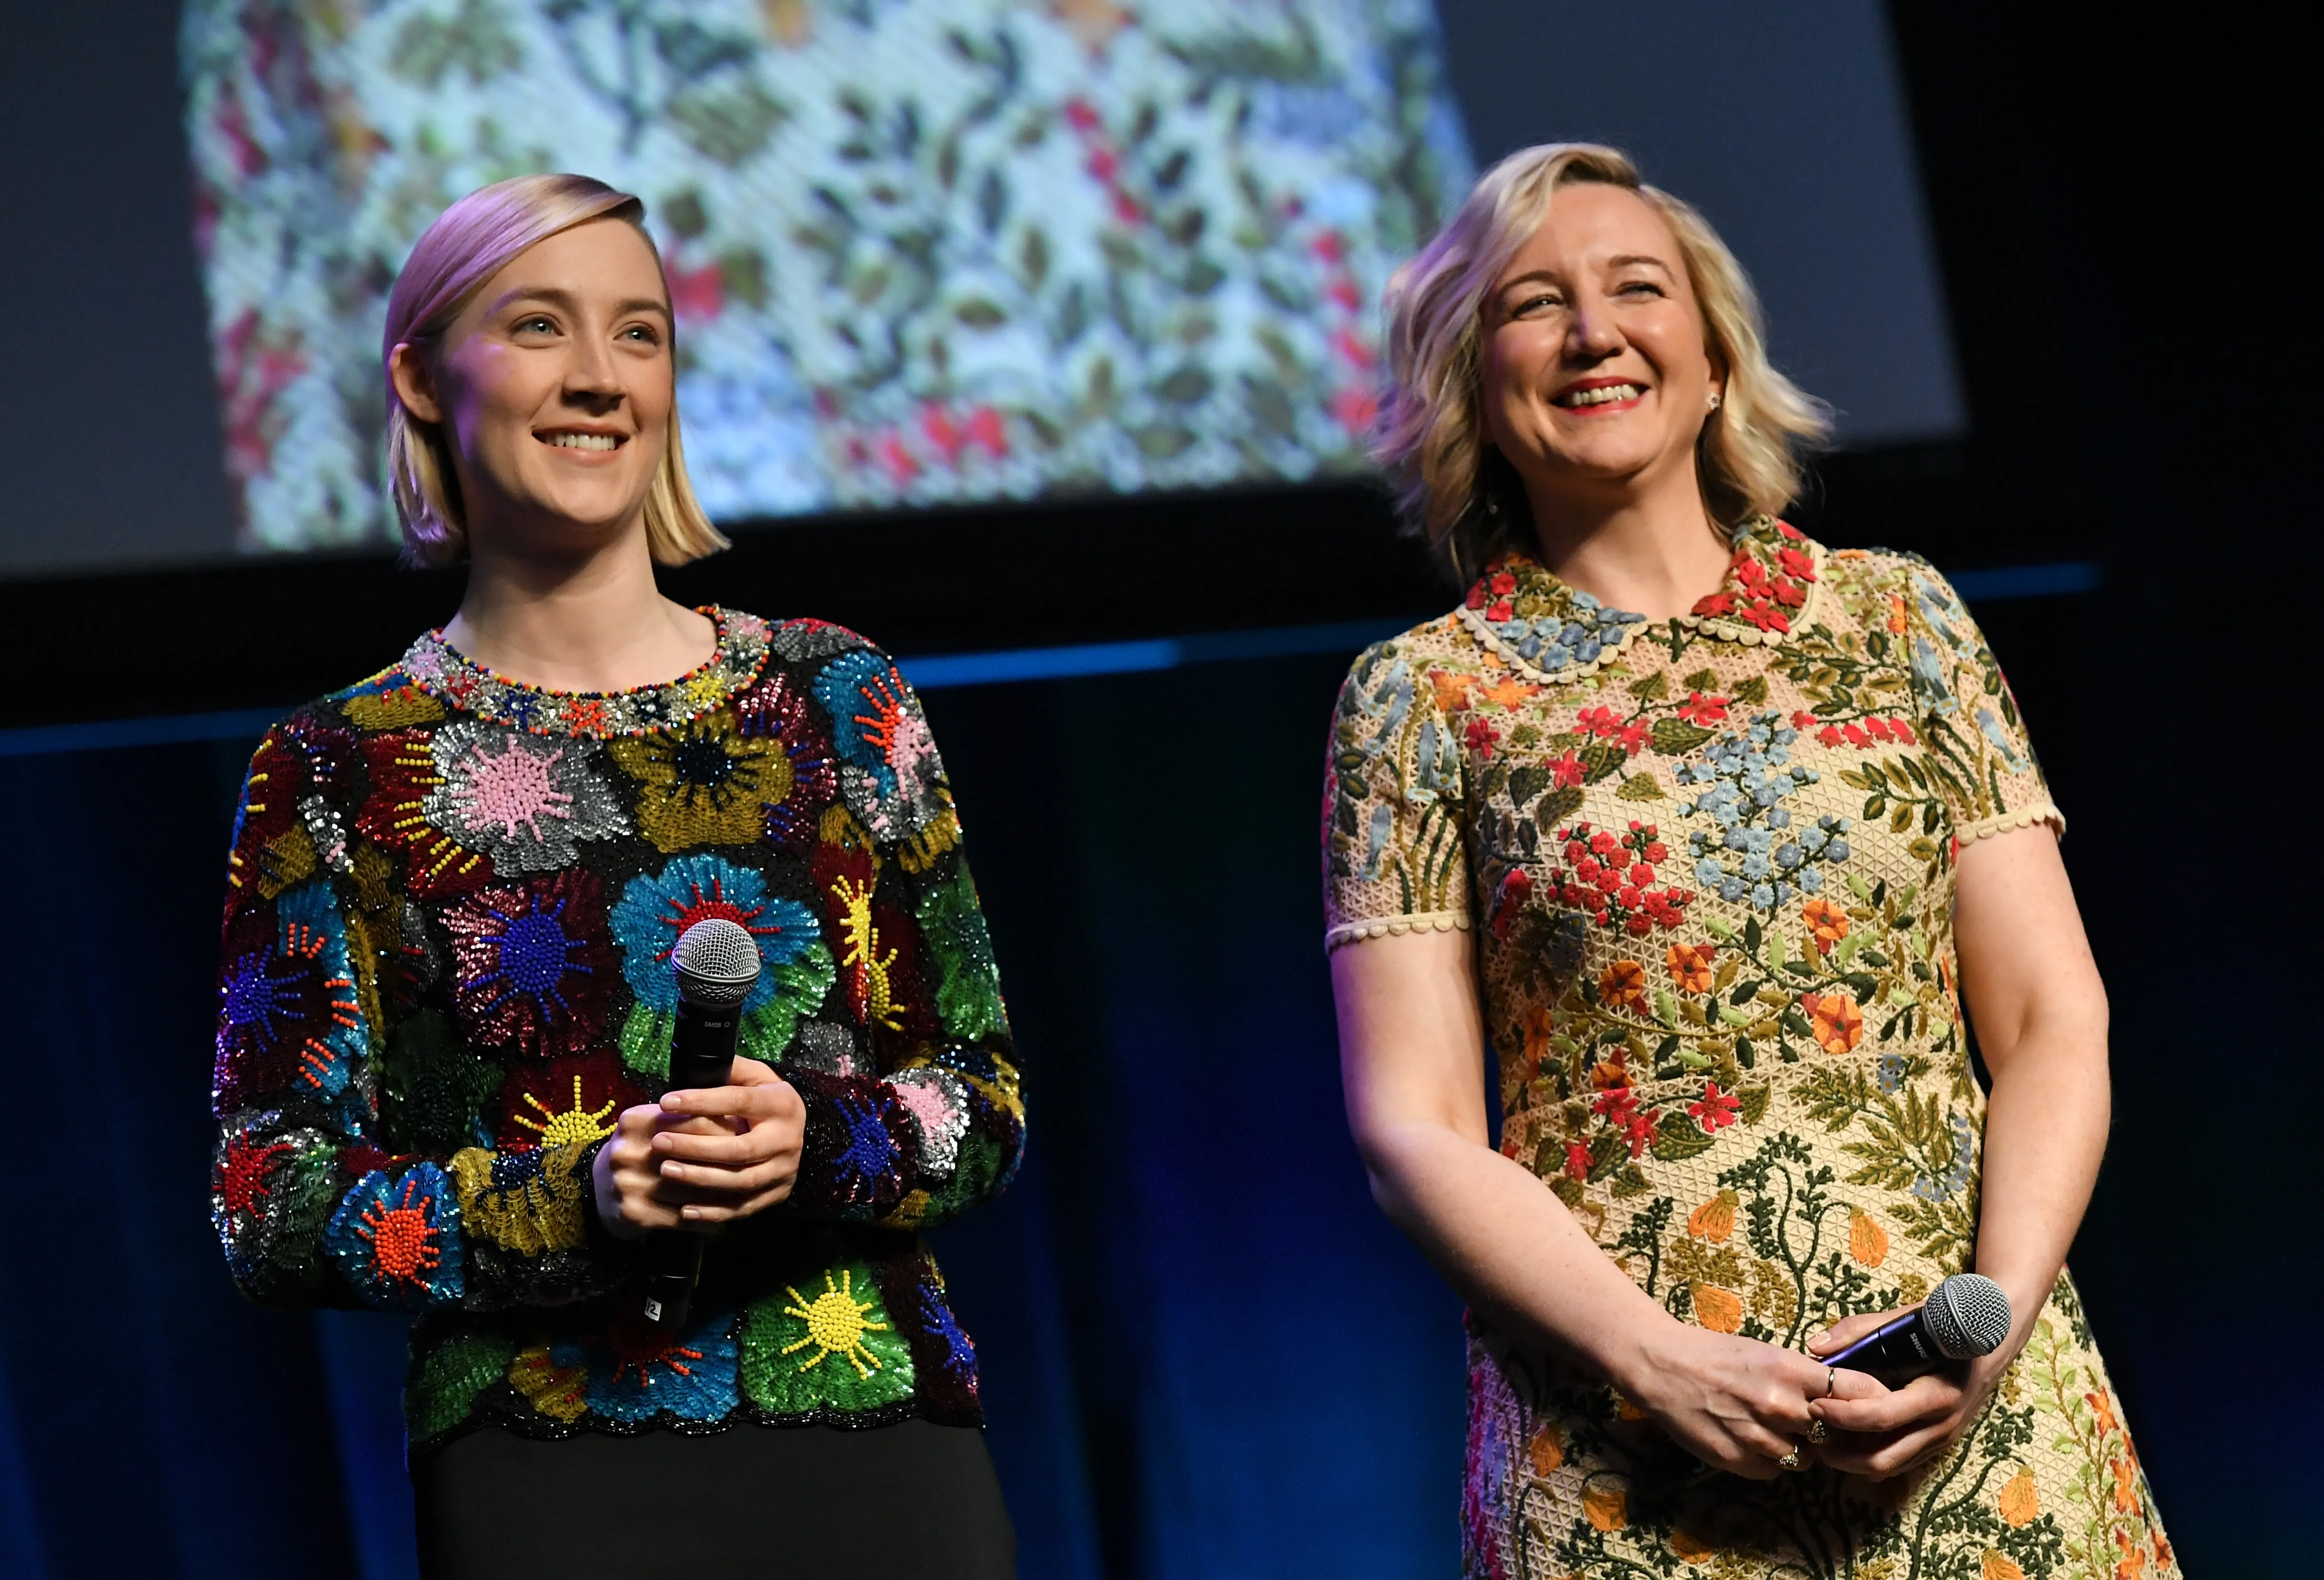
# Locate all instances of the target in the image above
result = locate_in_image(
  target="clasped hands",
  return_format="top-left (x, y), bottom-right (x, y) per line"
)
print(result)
top-left (1623, 1306), bottom-right (2012, 1482)
top-left (589, 1058), bottom-right (807, 1239)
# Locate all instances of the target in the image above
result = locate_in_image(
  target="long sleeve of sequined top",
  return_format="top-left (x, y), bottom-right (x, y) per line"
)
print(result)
top-left (210, 611), bottom-right (1022, 1443)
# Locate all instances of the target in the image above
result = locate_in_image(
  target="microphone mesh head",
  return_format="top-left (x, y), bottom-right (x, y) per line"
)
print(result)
top-left (671, 918), bottom-right (761, 1007)
top-left (1924, 1274), bottom-right (2012, 1358)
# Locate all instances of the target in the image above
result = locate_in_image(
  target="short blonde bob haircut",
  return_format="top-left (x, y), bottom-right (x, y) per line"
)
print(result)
top-left (1374, 143), bottom-right (1829, 578)
top-left (382, 173), bottom-right (728, 568)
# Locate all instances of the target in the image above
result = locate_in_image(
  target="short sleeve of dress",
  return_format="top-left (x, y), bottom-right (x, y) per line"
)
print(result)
top-left (1904, 560), bottom-right (2066, 845)
top-left (1321, 637), bottom-right (1472, 950)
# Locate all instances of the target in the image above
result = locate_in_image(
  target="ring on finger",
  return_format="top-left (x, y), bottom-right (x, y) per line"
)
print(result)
top-left (1825, 1366), bottom-right (1836, 1398)
top-left (1777, 1447), bottom-right (1803, 1471)
top-left (1806, 1419), bottom-right (1828, 1444)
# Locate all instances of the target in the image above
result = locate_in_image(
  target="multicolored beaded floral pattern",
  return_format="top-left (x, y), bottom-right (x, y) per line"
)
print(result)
top-left (212, 610), bottom-right (1021, 1448)
top-left (1322, 522), bottom-right (2173, 1579)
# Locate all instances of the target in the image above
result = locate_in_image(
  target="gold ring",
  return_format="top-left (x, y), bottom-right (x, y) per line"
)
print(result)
top-left (1826, 1367), bottom-right (1837, 1397)
top-left (1807, 1419), bottom-right (1829, 1444)
top-left (1777, 1448), bottom-right (1803, 1470)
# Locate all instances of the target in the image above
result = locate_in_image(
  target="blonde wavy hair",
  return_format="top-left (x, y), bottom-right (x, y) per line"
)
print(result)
top-left (383, 173), bottom-right (727, 568)
top-left (1374, 143), bottom-right (1829, 577)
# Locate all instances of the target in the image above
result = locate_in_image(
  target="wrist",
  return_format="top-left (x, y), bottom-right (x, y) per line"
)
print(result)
top-left (1592, 1307), bottom-right (1687, 1400)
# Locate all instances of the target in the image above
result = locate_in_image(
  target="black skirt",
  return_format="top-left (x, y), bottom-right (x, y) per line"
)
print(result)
top-left (412, 1419), bottom-right (1016, 1579)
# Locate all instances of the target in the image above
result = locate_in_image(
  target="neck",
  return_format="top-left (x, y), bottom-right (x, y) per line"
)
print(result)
top-left (441, 517), bottom-right (716, 692)
top-left (1520, 455), bottom-right (1735, 622)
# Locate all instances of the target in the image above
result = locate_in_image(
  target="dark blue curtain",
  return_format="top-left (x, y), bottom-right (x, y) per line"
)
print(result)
top-left (0, 627), bottom-right (2296, 1576)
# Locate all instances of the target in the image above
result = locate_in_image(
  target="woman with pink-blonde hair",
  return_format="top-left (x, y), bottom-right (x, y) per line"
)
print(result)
top-left (209, 174), bottom-right (1019, 1576)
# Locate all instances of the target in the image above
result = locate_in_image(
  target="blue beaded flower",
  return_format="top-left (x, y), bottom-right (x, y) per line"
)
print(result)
top-left (610, 854), bottom-right (835, 1075)
top-left (324, 1163), bottom-right (465, 1310)
top-left (214, 881), bottom-right (367, 1113)
top-left (556, 1314), bottom-right (740, 1425)
top-left (814, 649), bottom-right (949, 840)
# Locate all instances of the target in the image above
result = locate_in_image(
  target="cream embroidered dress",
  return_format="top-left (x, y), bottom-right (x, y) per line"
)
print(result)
top-left (1322, 521), bottom-right (2173, 1580)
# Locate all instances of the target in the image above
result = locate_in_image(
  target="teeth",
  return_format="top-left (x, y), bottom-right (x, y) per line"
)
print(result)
top-left (545, 432), bottom-right (620, 450)
top-left (1558, 384), bottom-right (1642, 407)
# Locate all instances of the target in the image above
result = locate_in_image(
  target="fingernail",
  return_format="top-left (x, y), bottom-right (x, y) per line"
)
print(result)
top-left (681, 1206), bottom-right (699, 1220)
top-left (662, 1163), bottom-right (683, 1180)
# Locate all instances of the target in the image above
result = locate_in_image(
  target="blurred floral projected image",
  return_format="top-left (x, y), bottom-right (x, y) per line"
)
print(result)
top-left (183, 0), bottom-right (1471, 552)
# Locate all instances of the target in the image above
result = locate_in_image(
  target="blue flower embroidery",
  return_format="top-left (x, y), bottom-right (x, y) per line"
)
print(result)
top-left (325, 1164), bottom-right (465, 1310)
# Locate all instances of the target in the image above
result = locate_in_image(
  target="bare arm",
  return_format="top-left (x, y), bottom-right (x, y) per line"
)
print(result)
top-left (1335, 928), bottom-right (1879, 1478)
top-left (1814, 822), bottom-right (2109, 1472)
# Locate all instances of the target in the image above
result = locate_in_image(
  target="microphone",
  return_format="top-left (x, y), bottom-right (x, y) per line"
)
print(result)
top-left (1822, 1274), bottom-right (2012, 1382)
top-left (639, 918), bottom-right (761, 1328)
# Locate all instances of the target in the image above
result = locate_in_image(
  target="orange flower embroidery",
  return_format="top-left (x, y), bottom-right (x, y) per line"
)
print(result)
top-left (1521, 1006), bottom-right (1556, 1070)
top-left (1982, 1554), bottom-right (2026, 1580)
top-left (1671, 1529), bottom-right (1715, 1564)
top-left (1665, 941), bottom-right (1716, 993)
top-left (1599, 959), bottom-right (1647, 1011)
top-left (1427, 671), bottom-right (1477, 713)
top-left (1527, 1421), bottom-right (1565, 1476)
top-left (1476, 676), bottom-right (1542, 709)
top-left (1801, 991), bottom-right (1864, 1054)
top-left (1849, 1208), bottom-right (1890, 1267)
top-left (1692, 1283), bottom-right (1744, 1334)
top-left (2111, 1455), bottom-right (2139, 1513)
top-left (1998, 1469), bottom-right (2039, 1527)
top-left (1803, 896), bottom-right (1850, 952)
top-left (2086, 1388), bottom-right (2120, 1436)
top-left (1688, 1189), bottom-right (1738, 1243)
top-left (1582, 1480), bottom-right (1628, 1532)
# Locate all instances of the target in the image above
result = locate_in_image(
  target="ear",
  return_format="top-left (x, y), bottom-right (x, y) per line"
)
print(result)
top-left (388, 342), bottom-right (443, 425)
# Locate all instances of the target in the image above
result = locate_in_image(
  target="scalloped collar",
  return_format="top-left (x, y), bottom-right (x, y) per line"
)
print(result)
top-left (395, 606), bottom-right (773, 738)
top-left (1456, 518), bottom-right (1826, 683)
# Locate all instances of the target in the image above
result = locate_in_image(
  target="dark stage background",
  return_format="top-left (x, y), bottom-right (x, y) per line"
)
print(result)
top-left (0, 4), bottom-right (2307, 1578)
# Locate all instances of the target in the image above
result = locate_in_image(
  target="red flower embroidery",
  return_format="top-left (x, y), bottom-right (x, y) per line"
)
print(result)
top-left (1677, 691), bottom-right (1729, 725)
top-left (1689, 1082), bottom-right (1740, 1132)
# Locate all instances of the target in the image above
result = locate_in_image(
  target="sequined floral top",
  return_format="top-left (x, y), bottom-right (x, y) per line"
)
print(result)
top-left (211, 608), bottom-right (1022, 1449)
top-left (1322, 523), bottom-right (2175, 1580)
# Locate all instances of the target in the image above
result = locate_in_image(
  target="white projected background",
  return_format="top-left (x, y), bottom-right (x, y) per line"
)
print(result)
top-left (183, 0), bottom-right (1470, 553)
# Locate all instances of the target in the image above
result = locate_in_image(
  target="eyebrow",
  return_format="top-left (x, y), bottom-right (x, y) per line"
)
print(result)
top-left (492, 285), bottom-right (673, 321)
top-left (1496, 254), bottom-right (1677, 294)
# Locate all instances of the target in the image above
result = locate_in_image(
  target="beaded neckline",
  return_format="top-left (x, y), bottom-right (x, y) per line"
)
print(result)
top-left (1457, 518), bottom-right (1826, 684)
top-left (396, 606), bottom-right (773, 739)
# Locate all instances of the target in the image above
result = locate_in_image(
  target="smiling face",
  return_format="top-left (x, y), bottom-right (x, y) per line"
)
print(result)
top-left (1478, 182), bottom-right (1722, 514)
top-left (389, 217), bottom-right (674, 557)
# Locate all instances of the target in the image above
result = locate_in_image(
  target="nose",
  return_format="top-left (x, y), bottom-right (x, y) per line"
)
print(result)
top-left (562, 330), bottom-right (626, 410)
top-left (1564, 295), bottom-right (1624, 364)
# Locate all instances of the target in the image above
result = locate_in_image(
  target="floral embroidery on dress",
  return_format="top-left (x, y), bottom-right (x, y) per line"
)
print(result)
top-left (1323, 526), bottom-right (2158, 1579)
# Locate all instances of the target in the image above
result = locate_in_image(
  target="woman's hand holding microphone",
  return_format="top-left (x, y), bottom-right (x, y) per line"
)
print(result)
top-left (589, 1057), bottom-right (806, 1238)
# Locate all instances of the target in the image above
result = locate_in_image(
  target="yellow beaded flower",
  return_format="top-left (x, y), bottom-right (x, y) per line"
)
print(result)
top-left (608, 711), bottom-right (795, 851)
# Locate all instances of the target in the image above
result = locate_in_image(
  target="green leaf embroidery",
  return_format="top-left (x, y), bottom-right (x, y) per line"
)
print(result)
top-left (1650, 717), bottom-right (1716, 756)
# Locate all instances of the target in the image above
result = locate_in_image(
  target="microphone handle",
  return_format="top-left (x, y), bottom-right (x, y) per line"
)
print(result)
top-left (1820, 1307), bottom-right (1952, 1382)
top-left (640, 995), bottom-right (741, 1327)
